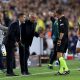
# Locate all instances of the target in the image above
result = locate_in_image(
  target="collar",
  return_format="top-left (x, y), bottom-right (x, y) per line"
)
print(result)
top-left (19, 20), bottom-right (21, 26)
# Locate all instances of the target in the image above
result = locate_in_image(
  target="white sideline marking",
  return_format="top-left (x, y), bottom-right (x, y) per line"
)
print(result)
top-left (0, 68), bottom-right (80, 80)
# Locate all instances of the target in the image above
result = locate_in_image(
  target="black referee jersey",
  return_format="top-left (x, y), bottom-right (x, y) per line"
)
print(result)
top-left (57, 15), bottom-right (68, 53)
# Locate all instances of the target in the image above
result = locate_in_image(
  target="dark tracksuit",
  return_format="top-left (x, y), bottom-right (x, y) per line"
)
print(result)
top-left (4, 20), bottom-right (20, 74)
top-left (49, 17), bottom-right (59, 65)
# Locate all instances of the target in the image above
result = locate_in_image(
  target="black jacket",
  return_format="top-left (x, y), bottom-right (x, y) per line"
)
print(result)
top-left (4, 20), bottom-right (39, 46)
top-left (58, 16), bottom-right (68, 39)
top-left (4, 20), bottom-right (20, 47)
top-left (21, 20), bottom-right (39, 45)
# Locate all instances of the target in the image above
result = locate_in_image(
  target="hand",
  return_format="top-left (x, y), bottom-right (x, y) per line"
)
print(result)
top-left (39, 30), bottom-right (45, 38)
top-left (59, 33), bottom-right (64, 40)
top-left (39, 33), bottom-right (45, 38)
top-left (57, 39), bottom-right (61, 46)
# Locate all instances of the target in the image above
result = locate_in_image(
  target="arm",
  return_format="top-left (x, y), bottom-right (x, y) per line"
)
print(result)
top-left (50, 17), bottom-right (55, 23)
top-left (0, 24), bottom-right (8, 31)
top-left (34, 27), bottom-right (45, 38)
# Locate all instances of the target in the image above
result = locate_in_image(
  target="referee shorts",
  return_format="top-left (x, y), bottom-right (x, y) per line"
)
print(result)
top-left (57, 39), bottom-right (68, 53)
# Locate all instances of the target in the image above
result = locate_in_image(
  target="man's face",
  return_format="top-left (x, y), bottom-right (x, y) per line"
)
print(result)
top-left (19, 15), bottom-right (26, 23)
top-left (29, 13), bottom-right (36, 22)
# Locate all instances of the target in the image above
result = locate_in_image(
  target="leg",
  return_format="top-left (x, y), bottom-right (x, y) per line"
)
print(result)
top-left (19, 43), bottom-right (25, 74)
top-left (56, 39), bottom-right (69, 75)
top-left (57, 52), bottom-right (69, 74)
top-left (6, 45), bottom-right (14, 74)
top-left (50, 50), bottom-right (57, 64)
top-left (24, 44), bottom-right (30, 74)
top-left (48, 41), bottom-right (57, 69)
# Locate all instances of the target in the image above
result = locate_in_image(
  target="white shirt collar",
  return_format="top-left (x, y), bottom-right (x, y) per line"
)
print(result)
top-left (19, 20), bottom-right (25, 26)
top-left (19, 20), bottom-right (21, 26)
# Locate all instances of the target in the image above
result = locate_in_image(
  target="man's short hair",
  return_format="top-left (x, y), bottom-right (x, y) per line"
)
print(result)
top-left (17, 13), bottom-right (24, 18)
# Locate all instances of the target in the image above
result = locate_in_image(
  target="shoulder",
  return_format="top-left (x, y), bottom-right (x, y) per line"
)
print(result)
top-left (25, 19), bottom-right (34, 25)
top-left (59, 16), bottom-right (68, 24)
top-left (11, 20), bottom-right (18, 25)
top-left (10, 20), bottom-right (18, 27)
top-left (58, 15), bottom-right (66, 20)
top-left (9, 21), bottom-right (19, 30)
top-left (62, 16), bottom-right (68, 22)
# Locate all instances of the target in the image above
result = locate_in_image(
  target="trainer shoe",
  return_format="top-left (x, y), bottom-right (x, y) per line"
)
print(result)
top-left (64, 70), bottom-right (70, 75)
top-left (48, 64), bottom-right (53, 69)
top-left (55, 72), bottom-right (66, 76)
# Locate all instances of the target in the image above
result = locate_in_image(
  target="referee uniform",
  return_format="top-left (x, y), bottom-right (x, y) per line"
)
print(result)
top-left (57, 15), bottom-right (68, 53)
top-left (55, 8), bottom-right (69, 75)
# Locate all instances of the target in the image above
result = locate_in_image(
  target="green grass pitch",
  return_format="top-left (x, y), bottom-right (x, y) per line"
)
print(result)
top-left (0, 59), bottom-right (80, 80)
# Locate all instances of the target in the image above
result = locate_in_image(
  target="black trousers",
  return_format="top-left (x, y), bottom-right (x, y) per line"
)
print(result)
top-left (49, 41), bottom-right (57, 64)
top-left (5, 44), bottom-right (15, 74)
top-left (19, 43), bottom-right (30, 74)
top-left (57, 38), bottom-right (68, 53)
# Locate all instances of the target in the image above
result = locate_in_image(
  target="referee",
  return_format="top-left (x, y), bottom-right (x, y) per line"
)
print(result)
top-left (55, 8), bottom-right (70, 75)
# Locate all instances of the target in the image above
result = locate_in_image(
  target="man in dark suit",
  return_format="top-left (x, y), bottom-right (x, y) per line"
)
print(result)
top-left (5, 13), bottom-right (44, 76)
top-left (5, 13), bottom-right (25, 76)
top-left (19, 14), bottom-right (45, 75)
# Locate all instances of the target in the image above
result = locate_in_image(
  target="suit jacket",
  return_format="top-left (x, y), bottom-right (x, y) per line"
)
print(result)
top-left (4, 20), bottom-right (39, 47)
top-left (21, 20), bottom-right (39, 46)
top-left (4, 20), bottom-right (20, 47)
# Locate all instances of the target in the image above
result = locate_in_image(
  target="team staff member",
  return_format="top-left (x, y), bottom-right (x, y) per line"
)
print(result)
top-left (19, 13), bottom-right (45, 75)
top-left (48, 15), bottom-right (59, 69)
top-left (55, 8), bottom-right (70, 75)
top-left (4, 13), bottom-right (26, 76)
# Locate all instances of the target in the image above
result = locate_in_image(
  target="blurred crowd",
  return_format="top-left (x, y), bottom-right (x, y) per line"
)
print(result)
top-left (0, 0), bottom-right (80, 26)
top-left (0, 0), bottom-right (80, 55)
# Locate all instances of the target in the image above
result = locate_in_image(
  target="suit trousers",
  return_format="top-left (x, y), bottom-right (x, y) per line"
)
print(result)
top-left (5, 44), bottom-right (15, 74)
top-left (19, 43), bottom-right (30, 74)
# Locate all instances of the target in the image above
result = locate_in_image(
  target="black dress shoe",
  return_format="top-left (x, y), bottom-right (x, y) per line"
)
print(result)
top-left (25, 72), bottom-right (31, 75)
top-left (6, 73), bottom-right (18, 76)
top-left (22, 72), bottom-right (30, 75)
top-left (21, 72), bottom-right (26, 75)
